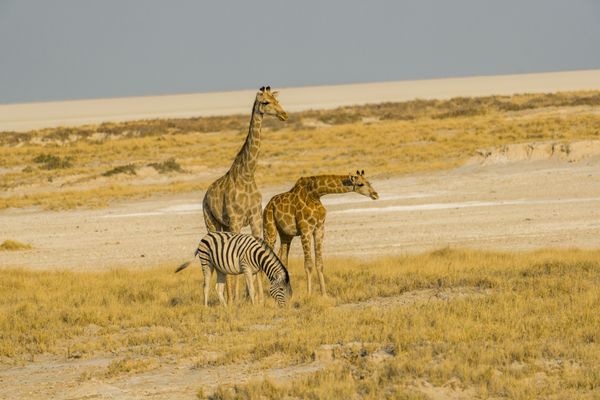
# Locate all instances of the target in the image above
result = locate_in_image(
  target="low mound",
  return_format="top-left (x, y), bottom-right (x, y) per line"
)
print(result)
top-left (469, 140), bottom-right (600, 165)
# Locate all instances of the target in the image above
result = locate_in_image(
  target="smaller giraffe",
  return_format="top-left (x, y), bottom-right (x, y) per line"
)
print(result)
top-left (263, 171), bottom-right (379, 295)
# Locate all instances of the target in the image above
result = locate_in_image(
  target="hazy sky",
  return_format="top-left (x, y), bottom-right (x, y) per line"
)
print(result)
top-left (1, 0), bottom-right (599, 104)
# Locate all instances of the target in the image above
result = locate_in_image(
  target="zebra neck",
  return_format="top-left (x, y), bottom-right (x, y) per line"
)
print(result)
top-left (262, 256), bottom-right (287, 283)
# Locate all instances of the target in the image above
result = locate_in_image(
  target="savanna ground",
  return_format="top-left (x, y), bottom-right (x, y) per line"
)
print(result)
top-left (1, 90), bottom-right (600, 398)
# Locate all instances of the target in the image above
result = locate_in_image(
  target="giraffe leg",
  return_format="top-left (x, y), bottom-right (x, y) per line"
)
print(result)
top-left (263, 202), bottom-right (278, 249)
top-left (314, 224), bottom-right (327, 296)
top-left (228, 219), bottom-right (244, 304)
top-left (300, 231), bottom-right (314, 295)
top-left (249, 208), bottom-right (264, 304)
top-left (202, 201), bottom-right (220, 233)
top-left (278, 234), bottom-right (293, 267)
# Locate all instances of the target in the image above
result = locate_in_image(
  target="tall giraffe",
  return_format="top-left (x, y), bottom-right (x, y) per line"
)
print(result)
top-left (263, 171), bottom-right (379, 296)
top-left (203, 86), bottom-right (288, 304)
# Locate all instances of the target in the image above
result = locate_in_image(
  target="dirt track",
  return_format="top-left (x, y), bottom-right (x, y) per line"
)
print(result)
top-left (2, 154), bottom-right (600, 271)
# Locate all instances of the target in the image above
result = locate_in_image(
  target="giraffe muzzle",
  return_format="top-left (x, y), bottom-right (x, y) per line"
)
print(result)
top-left (278, 112), bottom-right (288, 121)
top-left (370, 192), bottom-right (379, 200)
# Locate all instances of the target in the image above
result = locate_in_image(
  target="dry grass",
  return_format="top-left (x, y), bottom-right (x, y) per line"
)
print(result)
top-left (0, 240), bottom-right (32, 251)
top-left (1, 91), bottom-right (599, 210)
top-left (1, 249), bottom-right (599, 398)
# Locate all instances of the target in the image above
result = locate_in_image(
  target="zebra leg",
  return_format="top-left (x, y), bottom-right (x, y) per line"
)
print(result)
top-left (215, 271), bottom-right (228, 306)
top-left (201, 261), bottom-right (213, 306)
top-left (314, 224), bottom-right (327, 296)
top-left (254, 273), bottom-right (264, 304)
top-left (243, 268), bottom-right (256, 305)
top-left (300, 231), bottom-right (314, 295)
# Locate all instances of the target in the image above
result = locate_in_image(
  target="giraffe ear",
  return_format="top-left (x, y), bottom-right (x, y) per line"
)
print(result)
top-left (271, 91), bottom-right (279, 98)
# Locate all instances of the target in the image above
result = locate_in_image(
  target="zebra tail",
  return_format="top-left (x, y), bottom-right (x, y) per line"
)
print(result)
top-left (175, 261), bottom-right (191, 273)
top-left (175, 246), bottom-right (202, 273)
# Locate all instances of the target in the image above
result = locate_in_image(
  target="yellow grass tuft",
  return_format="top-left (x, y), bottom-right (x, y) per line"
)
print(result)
top-left (0, 240), bottom-right (32, 251)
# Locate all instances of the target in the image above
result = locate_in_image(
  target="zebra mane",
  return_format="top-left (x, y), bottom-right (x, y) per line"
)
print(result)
top-left (257, 239), bottom-right (290, 284)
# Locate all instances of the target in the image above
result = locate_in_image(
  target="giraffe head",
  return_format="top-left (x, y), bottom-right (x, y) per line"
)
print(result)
top-left (348, 170), bottom-right (379, 200)
top-left (256, 86), bottom-right (288, 121)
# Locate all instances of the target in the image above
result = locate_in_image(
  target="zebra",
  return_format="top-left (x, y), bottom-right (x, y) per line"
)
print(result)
top-left (176, 231), bottom-right (292, 306)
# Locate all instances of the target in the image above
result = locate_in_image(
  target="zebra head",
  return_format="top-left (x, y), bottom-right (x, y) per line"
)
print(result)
top-left (269, 274), bottom-right (292, 306)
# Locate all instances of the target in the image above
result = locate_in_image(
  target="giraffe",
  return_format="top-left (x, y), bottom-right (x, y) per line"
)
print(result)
top-left (202, 86), bottom-right (288, 304)
top-left (263, 171), bottom-right (379, 296)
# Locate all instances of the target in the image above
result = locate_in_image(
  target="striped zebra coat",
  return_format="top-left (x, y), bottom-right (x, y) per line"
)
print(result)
top-left (176, 232), bottom-right (292, 306)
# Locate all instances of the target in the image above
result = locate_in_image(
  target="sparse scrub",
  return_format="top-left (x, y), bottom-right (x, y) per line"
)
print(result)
top-left (32, 153), bottom-right (74, 170)
top-left (104, 358), bottom-right (156, 378)
top-left (0, 239), bottom-right (32, 251)
top-left (102, 163), bottom-right (138, 177)
top-left (148, 158), bottom-right (184, 174)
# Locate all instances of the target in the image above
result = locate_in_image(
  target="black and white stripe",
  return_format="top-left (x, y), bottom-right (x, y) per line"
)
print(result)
top-left (176, 232), bottom-right (292, 306)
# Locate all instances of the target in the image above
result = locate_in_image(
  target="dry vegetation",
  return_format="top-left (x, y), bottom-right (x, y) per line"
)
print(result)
top-left (1, 249), bottom-right (600, 398)
top-left (1, 91), bottom-right (599, 210)
top-left (0, 240), bottom-right (32, 251)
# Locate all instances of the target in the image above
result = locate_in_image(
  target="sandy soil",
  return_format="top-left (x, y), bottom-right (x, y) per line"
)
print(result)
top-left (2, 154), bottom-right (600, 272)
top-left (2, 69), bottom-right (600, 132)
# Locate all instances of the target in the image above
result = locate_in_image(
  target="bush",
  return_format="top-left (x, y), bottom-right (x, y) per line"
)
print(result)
top-left (32, 153), bottom-right (74, 169)
top-left (102, 164), bottom-right (138, 177)
top-left (148, 158), bottom-right (184, 174)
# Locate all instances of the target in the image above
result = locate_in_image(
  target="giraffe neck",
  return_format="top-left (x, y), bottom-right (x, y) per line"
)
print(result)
top-left (302, 175), bottom-right (355, 199)
top-left (230, 100), bottom-right (263, 179)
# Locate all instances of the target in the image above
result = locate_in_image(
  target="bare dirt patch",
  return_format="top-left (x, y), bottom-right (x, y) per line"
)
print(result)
top-left (0, 353), bottom-right (326, 400)
top-left (2, 151), bottom-right (600, 270)
top-left (338, 286), bottom-right (491, 310)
